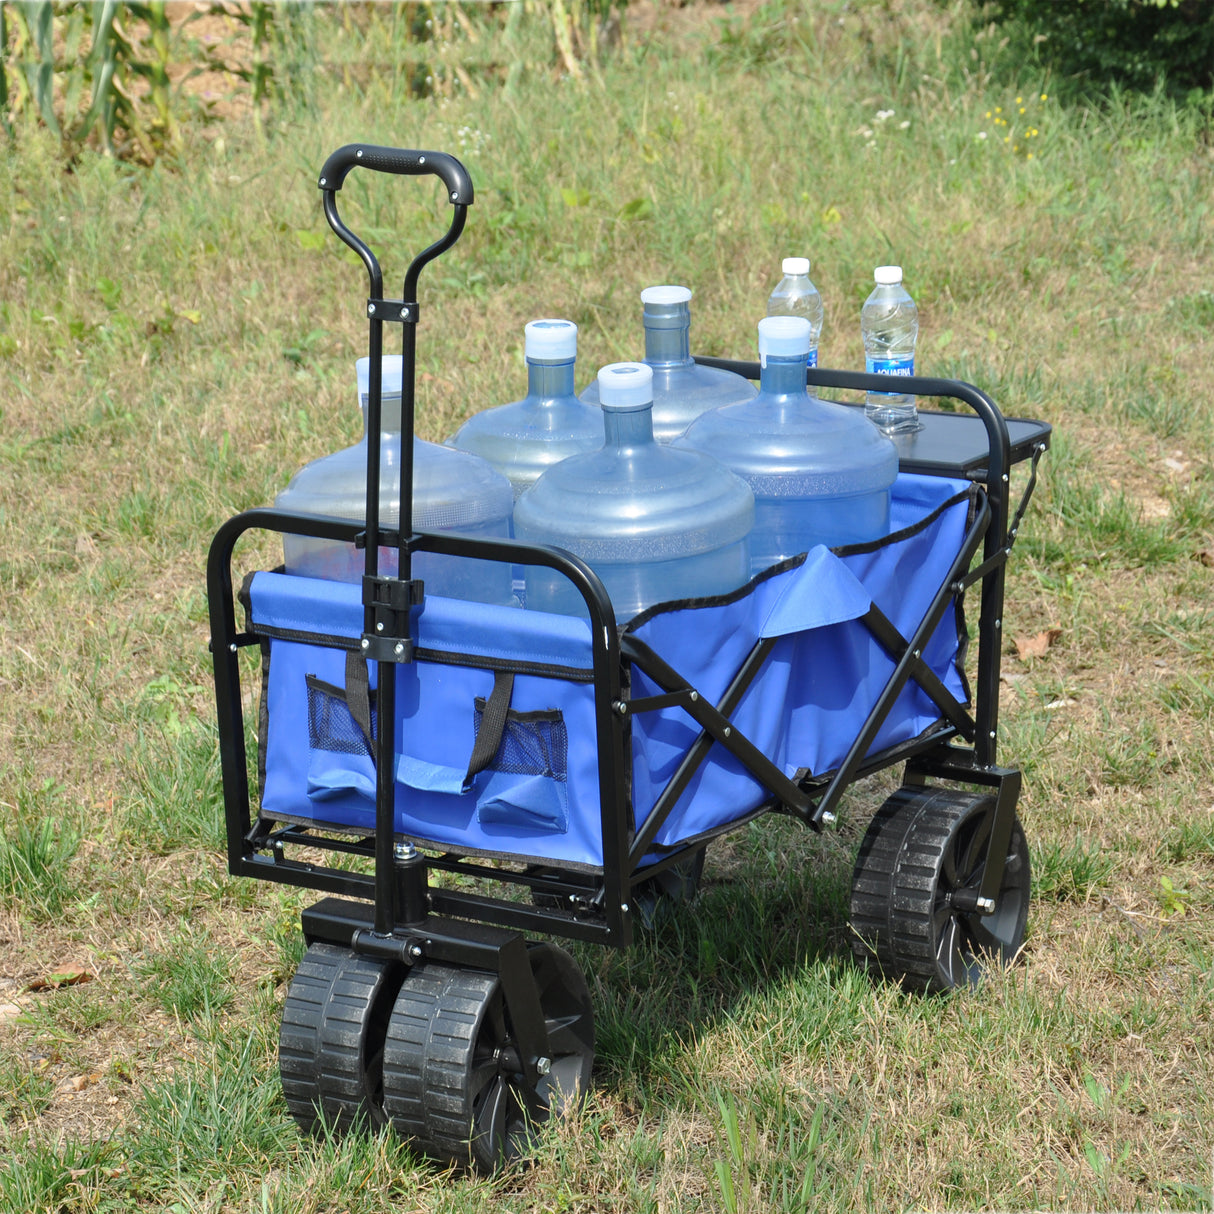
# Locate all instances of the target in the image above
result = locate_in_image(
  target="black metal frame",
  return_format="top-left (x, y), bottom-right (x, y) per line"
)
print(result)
top-left (206, 145), bottom-right (1051, 1064)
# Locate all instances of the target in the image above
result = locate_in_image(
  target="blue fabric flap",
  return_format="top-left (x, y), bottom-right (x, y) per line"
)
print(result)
top-left (754, 546), bottom-right (872, 638)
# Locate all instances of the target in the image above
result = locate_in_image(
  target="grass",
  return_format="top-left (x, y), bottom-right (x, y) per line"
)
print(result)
top-left (0, 0), bottom-right (1212, 1209)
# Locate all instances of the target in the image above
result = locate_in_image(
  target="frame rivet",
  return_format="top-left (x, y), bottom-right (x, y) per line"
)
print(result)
top-left (395, 642), bottom-right (405, 656)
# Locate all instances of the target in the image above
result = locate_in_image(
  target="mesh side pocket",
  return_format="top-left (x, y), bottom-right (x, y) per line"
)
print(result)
top-left (306, 675), bottom-right (375, 757)
top-left (472, 699), bottom-right (569, 834)
top-left (473, 700), bottom-right (567, 781)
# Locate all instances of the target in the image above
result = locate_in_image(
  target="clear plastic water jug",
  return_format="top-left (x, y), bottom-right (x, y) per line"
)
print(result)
top-left (578, 286), bottom-right (757, 442)
top-left (448, 319), bottom-right (603, 499)
top-left (676, 316), bottom-right (899, 574)
top-left (514, 362), bottom-right (755, 620)
top-left (275, 356), bottom-right (516, 604)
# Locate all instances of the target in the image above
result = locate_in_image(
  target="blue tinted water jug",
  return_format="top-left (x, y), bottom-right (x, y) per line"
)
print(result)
top-left (275, 356), bottom-right (516, 604)
top-left (448, 319), bottom-right (603, 499)
top-left (514, 362), bottom-right (754, 620)
top-left (677, 316), bottom-right (899, 574)
top-left (578, 286), bottom-right (757, 442)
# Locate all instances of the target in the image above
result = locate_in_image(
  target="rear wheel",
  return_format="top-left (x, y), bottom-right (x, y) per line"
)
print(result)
top-left (850, 785), bottom-right (1030, 992)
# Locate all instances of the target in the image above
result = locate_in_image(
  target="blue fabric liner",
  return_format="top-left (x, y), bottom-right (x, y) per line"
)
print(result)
top-left (250, 473), bottom-right (973, 869)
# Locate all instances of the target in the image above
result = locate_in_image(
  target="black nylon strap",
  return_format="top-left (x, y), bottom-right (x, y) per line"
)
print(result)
top-left (344, 649), bottom-right (375, 754)
top-left (464, 670), bottom-right (516, 787)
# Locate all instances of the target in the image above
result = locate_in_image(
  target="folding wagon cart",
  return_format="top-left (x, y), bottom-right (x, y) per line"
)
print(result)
top-left (206, 145), bottom-right (1052, 1171)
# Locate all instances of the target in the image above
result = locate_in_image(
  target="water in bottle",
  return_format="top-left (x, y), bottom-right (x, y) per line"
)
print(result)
top-left (514, 362), bottom-right (754, 620)
top-left (861, 265), bottom-right (920, 434)
top-left (275, 356), bottom-right (516, 604)
top-left (677, 316), bottom-right (899, 574)
top-left (448, 319), bottom-right (603, 499)
top-left (578, 286), bottom-right (757, 442)
top-left (766, 257), bottom-right (824, 368)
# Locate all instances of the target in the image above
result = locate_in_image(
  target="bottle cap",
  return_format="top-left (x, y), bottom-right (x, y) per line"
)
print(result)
top-left (597, 362), bottom-right (653, 411)
top-left (874, 265), bottom-right (903, 285)
top-left (640, 285), bottom-right (692, 306)
top-left (781, 257), bottom-right (811, 276)
top-left (758, 315), bottom-right (812, 358)
top-left (525, 318), bottom-right (577, 361)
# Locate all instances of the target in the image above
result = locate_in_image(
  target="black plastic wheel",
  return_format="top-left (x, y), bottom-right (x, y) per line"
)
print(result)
top-left (631, 846), bottom-right (706, 929)
top-left (850, 785), bottom-right (1031, 993)
top-left (382, 942), bottom-right (594, 1171)
top-left (279, 942), bottom-right (405, 1135)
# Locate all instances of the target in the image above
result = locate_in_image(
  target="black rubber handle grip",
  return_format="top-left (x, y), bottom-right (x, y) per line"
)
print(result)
top-left (317, 144), bottom-right (474, 205)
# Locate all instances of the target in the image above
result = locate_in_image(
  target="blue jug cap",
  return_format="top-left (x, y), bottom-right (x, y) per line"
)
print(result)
top-left (525, 318), bottom-right (577, 362)
top-left (758, 315), bottom-right (812, 360)
top-left (598, 362), bottom-right (653, 411)
top-left (641, 285), bottom-right (692, 330)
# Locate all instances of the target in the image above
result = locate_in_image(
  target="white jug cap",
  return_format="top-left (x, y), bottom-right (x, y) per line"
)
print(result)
top-left (758, 315), bottom-right (812, 358)
top-left (781, 257), bottom-right (810, 275)
top-left (356, 355), bottom-right (404, 399)
top-left (874, 265), bottom-right (903, 285)
top-left (525, 318), bottom-right (577, 361)
top-left (597, 362), bottom-right (653, 411)
top-left (640, 285), bottom-right (692, 306)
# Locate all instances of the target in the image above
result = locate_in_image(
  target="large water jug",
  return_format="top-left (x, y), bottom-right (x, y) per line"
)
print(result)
top-left (448, 319), bottom-right (603, 499)
top-left (677, 316), bottom-right (899, 574)
top-left (578, 286), bottom-right (757, 442)
top-left (275, 356), bottom-right (516, 604)
top-left (514, 363), bottom-right (755, 621)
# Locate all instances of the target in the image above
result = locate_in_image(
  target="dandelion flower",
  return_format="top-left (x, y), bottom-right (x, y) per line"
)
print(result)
top-left (1040, 93), bottom-right (1048, 101)
top-left (1016, 96), bottom-right (1022, 103)
top-left (985, 110), bottom-right (992, 118)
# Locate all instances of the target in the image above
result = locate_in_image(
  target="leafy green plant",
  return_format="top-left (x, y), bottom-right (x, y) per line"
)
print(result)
top-left (981, 0), bottom-right (1214, 101)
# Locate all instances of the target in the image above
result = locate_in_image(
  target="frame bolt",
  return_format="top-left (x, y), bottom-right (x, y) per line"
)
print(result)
top-left (535, 1056), bottom-right (551, 1076)
top-left (612, 700), bottom-right (628, 715)
top-left (395, 643), bottom-right (405, 656)
top-left (361, 638), bottom-right (370, 650)
top-left (620, 902), bottom-right (629, 914)
top-left (394, 842), bottom-right (417, 861)
top-left (376, 621), bottom-right (384, 632)
top-left (408, 943), bottom-right (423, 960)
top-left (368, 303), bottom-right (377, 316)
top-left (228, 642), bottom-right (238, 653)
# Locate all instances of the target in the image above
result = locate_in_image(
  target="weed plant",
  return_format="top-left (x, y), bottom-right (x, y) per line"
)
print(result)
top-left (0, 1), bottom-right (1212, 1210)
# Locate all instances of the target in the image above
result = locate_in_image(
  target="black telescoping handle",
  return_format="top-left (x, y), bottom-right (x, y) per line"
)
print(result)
top-left (318, 143), bottom-right (474, 205)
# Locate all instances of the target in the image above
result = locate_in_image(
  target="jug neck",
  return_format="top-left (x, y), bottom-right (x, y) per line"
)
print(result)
top-left (603, 405), bottom-right (655, 449)
top-left (643, 312), bottom-right (692, 367)
top-left (527, 358), bottom-right (577, 401)
top-left (360, 396), bottom-right (403, 434)
top-left (759, 354), bottom-right (810, 397)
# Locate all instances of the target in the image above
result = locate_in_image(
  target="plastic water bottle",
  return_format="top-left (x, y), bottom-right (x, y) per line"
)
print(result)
top-left (677, 316), bottom-right (898, 573)
top-left (766, 257), bottom-right (823, 368)
top-left (514, 362), bottom-right (754, 620)
top-left (861, 265), bottom-right (920, 434)
top-left (578, 286), bottom-right (757, 442)
top-left (275, 356), bottom-right (516, 604)
top-left (448, 319), bottom-right (603, 499)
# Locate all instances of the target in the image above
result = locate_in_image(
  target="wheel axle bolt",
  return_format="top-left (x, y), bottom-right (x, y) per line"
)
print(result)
top-left (976, 896), bottom-right (996, 915)
top-left (408, 943), bottom-right (423, 960)
top-left (820, 810), bottom-right (838, 829)
top-left (535, 1056), bottom-right (552, 1077)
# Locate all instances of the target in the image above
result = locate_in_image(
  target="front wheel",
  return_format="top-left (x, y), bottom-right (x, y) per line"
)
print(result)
top-left (849, 785), bottom-right (1031, 992)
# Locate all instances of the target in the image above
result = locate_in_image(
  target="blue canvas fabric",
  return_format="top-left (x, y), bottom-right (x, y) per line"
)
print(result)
top-left (248, 473), bottom-right (974, 870)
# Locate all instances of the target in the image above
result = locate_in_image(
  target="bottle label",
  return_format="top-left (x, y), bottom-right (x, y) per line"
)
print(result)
top-left (866, 355), bottom-right (914, 377)
top-left (806, 349), bottom-right (819, 369)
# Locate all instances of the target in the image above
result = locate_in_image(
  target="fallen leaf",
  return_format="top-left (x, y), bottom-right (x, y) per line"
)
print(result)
top-left (1196, 548), bottom-right (1213, 568)
top-left (1014, 628), bottom-right (1062, 661)
top-left (27, 968), bottom-right (93, 992)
